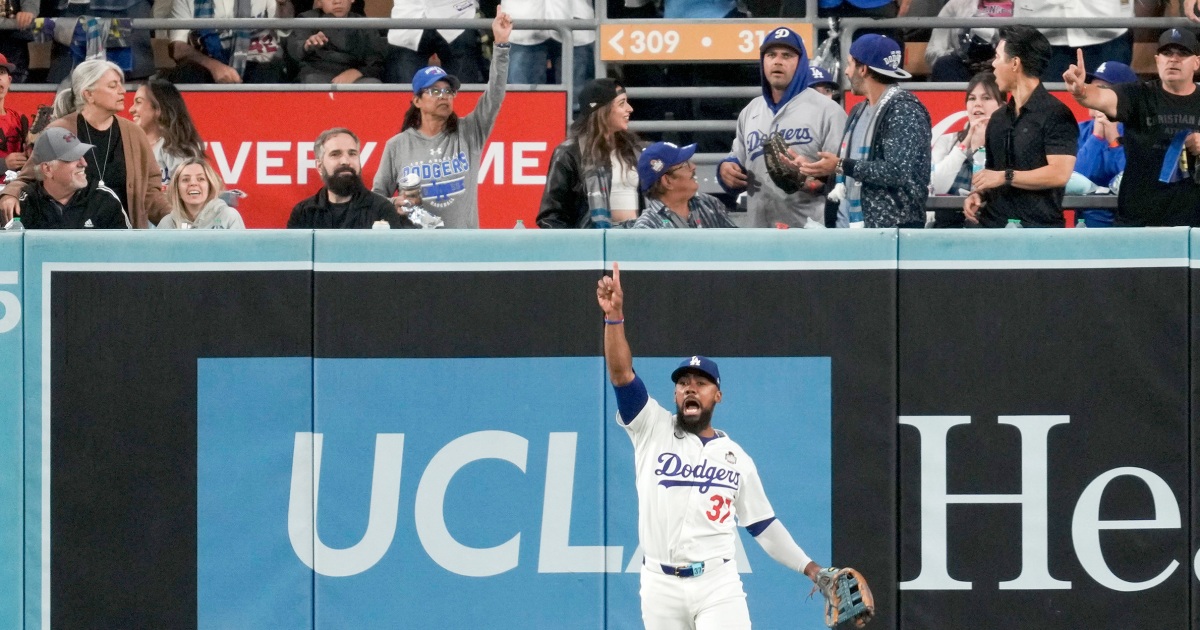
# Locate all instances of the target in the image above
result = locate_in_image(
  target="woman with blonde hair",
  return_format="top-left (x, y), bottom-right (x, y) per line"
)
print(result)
top-left (158, 158), bottom-right (244, 229)
top-left (0, 59), bottom-right (169, 227)
top-left (536, 78), bottom-right (643, 228)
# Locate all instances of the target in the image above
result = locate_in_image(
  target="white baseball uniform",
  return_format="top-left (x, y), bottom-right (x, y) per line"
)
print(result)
top-left (618, 381), bottom-right (779, 629)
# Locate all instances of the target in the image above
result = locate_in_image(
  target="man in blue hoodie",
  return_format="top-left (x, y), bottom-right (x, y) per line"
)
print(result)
top-left (717, 27), bottom-right (847, 228)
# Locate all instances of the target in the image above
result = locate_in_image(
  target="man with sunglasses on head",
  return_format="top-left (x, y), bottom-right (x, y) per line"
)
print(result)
top-left (1065, 28), bottom-right (1200, 227)
top-left (632, 142), bottom-right (737, 229)
top-left (372, 10), bottom-right (512, 229)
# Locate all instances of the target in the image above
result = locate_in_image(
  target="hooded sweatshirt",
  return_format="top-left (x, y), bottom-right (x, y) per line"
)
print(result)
top-left (157, 198), bottom-right (245, 229)
top-left (720, 35), bottom-right (847, 228)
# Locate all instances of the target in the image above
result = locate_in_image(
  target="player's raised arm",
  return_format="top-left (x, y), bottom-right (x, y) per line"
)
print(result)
top-left (598, 263), bottom-right (635, 386)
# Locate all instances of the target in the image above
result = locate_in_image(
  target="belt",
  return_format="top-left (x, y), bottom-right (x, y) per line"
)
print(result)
top-left (647, 557), bottom-right (729, 578)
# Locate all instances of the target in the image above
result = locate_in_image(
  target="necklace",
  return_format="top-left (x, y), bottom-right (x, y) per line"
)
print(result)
top-left (79, 117), bottom-right (114, 188)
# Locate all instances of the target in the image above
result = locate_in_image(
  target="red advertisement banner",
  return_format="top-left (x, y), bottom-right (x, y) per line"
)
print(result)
top-left (7, 90), bottom-right (568, 229)
top-left (846, 89), bottom-right (1091, 137)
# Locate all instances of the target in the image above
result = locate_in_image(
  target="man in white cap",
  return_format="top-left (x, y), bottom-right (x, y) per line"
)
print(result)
top-left (17, 127), bottom-right (128, 229)
top-left (1065, 28), bottom-right (1200, 226)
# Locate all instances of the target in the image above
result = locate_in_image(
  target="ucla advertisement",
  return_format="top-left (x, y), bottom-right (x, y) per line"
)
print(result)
top-left (197, 356), bottom-right (831, 628)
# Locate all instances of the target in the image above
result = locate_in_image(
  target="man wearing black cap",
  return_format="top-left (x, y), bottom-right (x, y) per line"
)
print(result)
top-left (632, 141), bottom-right (736, 229)
top-left (17, 127), bottom-right (127, 229)
top-left (717, 26), bottom-right (846, 228)
top-left (597, 263), bottom-right (823, 628)
top-left (0, 54), bottom-right (28, 172)
top-left (1065, 28), bottom-right (1200, 226)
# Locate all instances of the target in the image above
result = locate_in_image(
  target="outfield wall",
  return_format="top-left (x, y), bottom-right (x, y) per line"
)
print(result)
top-left (0, 228), bottom-right (1194, 629)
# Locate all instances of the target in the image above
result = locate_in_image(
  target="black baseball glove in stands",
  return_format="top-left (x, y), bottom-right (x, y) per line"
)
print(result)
top-left (761, 131), bottom-right (807, 195)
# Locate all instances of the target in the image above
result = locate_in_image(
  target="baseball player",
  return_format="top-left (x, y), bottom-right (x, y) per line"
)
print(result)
top-left (597, 263), bottom-right (822, 629)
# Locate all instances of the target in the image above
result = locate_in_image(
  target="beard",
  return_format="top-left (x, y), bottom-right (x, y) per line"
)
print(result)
top-left (674, 404), bottom-right (714, 437)
top-left (323, 167), bottom-right (364, 197)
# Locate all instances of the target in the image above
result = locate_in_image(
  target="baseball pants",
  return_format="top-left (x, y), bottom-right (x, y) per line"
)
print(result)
top-left (640, 559), bottom-right (751, 630)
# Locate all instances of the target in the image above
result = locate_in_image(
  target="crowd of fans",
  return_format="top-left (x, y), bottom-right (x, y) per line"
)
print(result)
top-left (0, 1), bottom-right (1198, 230)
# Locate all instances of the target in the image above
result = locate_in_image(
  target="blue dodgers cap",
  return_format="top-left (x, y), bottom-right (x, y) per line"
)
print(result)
top-left (760, 26), bottom-right (806, 56)
top-left (637, 141), bottom-right (697, 192)
top-left (671, 356), bottom-right (721, 388)
top-left (1087, 61), bottom-right (1137, 85)
top-left (808, 65), bottom-right (838, 87)
top-left (848, 33), bottom-right (911, 79)
top-left (411, 65), bottom-right (461, 94)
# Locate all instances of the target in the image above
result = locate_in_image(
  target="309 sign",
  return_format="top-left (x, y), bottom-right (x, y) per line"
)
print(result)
top-left (600, 23), bottom-right (813, 62)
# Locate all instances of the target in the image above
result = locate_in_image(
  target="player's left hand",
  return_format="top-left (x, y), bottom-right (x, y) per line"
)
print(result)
top-left (1185, 132), bottom-right (1200, 156)
top-left (597, 262), bottom-right (624, 320)
top-left (971, 168), bottom-right (1006, 192)
top-left (493, 8), bottom-right (513, 45)
top-left (797, 151), bottom-right (839, 178)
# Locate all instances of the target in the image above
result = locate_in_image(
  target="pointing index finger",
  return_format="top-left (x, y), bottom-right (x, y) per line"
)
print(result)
top-left (1077, 48), bottom-right (1085, 73)
top-left (612, 262), bottom-right (621, 289)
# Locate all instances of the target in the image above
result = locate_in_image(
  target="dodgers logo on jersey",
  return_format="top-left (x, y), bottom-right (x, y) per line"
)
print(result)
top-left (746, 127), bottom-right (814, 160)
top-left (654, 453), bottom-right (741, 493)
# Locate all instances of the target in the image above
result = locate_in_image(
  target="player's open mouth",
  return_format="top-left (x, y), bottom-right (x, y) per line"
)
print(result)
top-left (682, 398), bottom-right (701, 415)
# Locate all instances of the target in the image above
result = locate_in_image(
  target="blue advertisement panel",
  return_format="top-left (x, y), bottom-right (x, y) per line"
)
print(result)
top-left (0, 232), bottom-right (21, 629)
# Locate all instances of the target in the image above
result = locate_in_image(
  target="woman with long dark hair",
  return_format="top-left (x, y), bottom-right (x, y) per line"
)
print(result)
top-left (129, 78), bottom-right (205, 188)
top-left (0, 59), bottom-right (168, 228)
top-left (536, 78), bottom-right (643, 228)
top-left (929, 71), bottom-right (1005, 227)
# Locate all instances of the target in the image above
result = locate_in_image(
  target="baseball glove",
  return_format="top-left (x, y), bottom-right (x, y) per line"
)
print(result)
top-left (761, 131), bottom-right (805, 194)
top-left (812, 566), bottom-right (875, 628)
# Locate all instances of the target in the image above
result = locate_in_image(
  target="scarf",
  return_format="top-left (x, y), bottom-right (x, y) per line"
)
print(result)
top-left (33, 17), bottom-right (132, 71)
top-left (833, 85), bottom-right (902, 227)
top-left (583, 165), bottom-right (612, 229)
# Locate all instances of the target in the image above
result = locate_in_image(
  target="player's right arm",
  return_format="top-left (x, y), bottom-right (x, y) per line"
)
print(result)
top-left (598, 262), bottom-right (634, 386)
top-left (598, 262), bottom-right (653, 424)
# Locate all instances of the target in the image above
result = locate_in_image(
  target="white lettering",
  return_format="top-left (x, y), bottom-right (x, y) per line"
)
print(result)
top-left (360, 141), bottom-right (378, 170)
top-left (512, 142), bottom-right (547, 185)
top-left (538, 433), bottom-right (624, 572)
top-left (414, 431), bottom-right (526, 577)
top-left (287, 432), bottom-right (405, 577)
top-left (1073, 467), bottom-right (1180, 591)
top-left (258, 142), bottom-right (292, 184)
top-left (0, 271), bottom-right (19, 334)
top-left (899, 415), bottom-right (1071, 591)
top-left (296, 142), bottom-right (315, 185)
top-left (210, 141), bottom-right (251, 185)
top-left (479, 142), bottom-right (505, 184)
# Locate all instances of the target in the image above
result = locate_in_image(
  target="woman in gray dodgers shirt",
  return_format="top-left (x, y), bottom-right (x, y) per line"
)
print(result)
top-left (372, 11), bottom-right (512, 229)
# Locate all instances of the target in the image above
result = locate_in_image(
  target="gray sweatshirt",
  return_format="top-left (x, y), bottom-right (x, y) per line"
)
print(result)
top-left (157, 198), bottom-right (245, 229)
top-left (372, 45), bottom-right (509, 229)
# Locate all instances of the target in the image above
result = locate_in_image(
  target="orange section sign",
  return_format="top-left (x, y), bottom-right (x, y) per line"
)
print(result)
top-left (600, 22), bottom-right (815, 62)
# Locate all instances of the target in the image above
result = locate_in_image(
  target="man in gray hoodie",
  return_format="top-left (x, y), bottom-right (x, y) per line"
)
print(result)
top-left (717, 26), bottom-right (847, 228)
top-left (371, 10), bottom-right (512, 229)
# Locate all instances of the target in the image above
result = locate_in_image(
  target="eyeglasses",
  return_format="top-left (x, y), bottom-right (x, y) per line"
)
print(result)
top-left (424, 87), bottom-right (457, 98)
top-left (666, 162), bottom-right (696, 177)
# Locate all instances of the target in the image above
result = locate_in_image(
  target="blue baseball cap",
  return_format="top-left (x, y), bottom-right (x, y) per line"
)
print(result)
top-left (637, 141), bottom-right (697, 192)
top-left (808, 65), bottom-right (838, 87)
top-left (412, 65), bottom-right (461, 94)
top-left (848, 33), bottom-right (911, 79)
top-left (671, 356), bottom-right (721, 389)
top-left (760, 26), bottom-right (807, 56)
top-left (1087, 61), bottom-right (1137, 85)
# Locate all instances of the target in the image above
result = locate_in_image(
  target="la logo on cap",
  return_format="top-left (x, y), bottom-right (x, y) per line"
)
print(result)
top-left (1097, 62), bottom-right (1108, 73)
top-left (813, 68), bottom-right (824, 78)
top-left (650, 159), bottom-right (664, 172)
top-left (690, 356), bottom-right (701, 366)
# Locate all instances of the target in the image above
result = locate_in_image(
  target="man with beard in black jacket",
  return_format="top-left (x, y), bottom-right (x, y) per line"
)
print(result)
top-left (288, 127), bottom-right (414, 229)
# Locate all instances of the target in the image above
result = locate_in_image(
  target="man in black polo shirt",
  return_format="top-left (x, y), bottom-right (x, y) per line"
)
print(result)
top-left (1064, 28), bottom-right (1200, 226)
top-left (964, 25), bottom-right (1078, 228)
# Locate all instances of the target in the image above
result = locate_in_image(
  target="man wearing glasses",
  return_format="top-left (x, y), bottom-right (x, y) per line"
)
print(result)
top-left (372, 11), bottom-right (513, 229)
top-left (633, 142), bottom-right (737, 229)
top-left (1064, 28), bottom-right (1200, 227)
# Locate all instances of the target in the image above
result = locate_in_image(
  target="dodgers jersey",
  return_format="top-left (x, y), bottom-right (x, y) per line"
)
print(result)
top-left (620, 395), bottom-right (775, 565)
